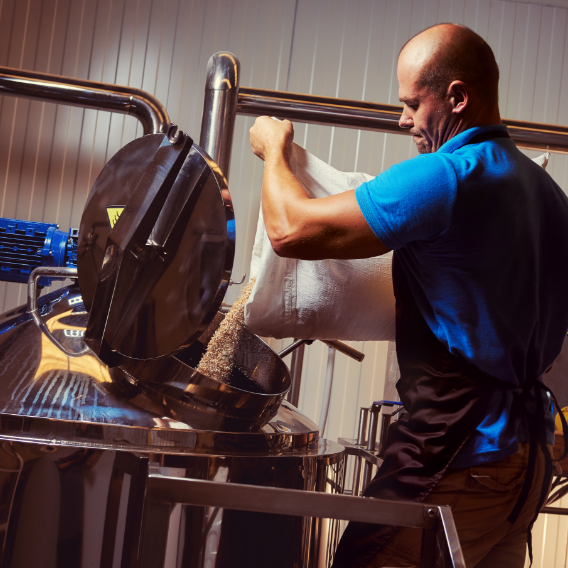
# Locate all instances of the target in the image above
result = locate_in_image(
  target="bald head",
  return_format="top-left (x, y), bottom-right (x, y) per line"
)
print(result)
top-left (400, 24), bottom-right (499, 109)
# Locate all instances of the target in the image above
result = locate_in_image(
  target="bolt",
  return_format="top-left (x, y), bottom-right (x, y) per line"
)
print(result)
top-left (427, 508), bottom-right (437, 518)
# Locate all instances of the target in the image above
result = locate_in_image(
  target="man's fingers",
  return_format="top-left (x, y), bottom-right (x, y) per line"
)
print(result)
top-left (249, 116), bottom-right (294, 161)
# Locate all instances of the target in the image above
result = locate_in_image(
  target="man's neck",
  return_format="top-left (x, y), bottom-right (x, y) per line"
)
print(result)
top-left (437, 108), bottom-right (501, 151)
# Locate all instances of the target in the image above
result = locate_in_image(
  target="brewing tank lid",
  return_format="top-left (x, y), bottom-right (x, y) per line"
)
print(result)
top-left (77, 129), bottom-right (234, 365)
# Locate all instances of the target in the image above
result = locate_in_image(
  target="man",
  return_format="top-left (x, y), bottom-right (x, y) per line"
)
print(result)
top-left (249, 23), bottom-right (568, 567)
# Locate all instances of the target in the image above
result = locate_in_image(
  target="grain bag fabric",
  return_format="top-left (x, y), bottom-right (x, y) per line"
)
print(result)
top-left (245, 144), bottom-right (551, 343)
top-left (244, 143), bottom-right (396, 342)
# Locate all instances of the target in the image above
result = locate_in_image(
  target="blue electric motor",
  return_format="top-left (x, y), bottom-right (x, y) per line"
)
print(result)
top-left (0, 217), bottom-right (78, 286)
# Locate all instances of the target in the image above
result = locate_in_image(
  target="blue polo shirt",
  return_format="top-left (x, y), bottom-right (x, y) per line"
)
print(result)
top-left (355, 124), bottom-right (568, 466)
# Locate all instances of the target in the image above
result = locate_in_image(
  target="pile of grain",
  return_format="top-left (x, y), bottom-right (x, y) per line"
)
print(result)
top-left (196, 278), bottom-right (256, 383)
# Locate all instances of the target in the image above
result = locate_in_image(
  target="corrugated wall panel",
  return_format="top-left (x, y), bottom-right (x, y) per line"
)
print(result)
top-left (0, 0), bottom-right (567, 561)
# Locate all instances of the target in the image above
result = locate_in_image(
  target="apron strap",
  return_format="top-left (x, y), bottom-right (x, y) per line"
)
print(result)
top-left (507, 379), bottom-right (560, 567)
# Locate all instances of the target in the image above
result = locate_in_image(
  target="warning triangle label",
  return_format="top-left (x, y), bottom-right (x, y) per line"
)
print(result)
top-left (106, 206), bottom-right (125, 229)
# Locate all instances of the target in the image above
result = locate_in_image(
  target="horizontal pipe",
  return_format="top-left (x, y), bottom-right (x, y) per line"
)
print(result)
top-left (0, 66), bottom-right (170, 135)
top-left (148, 475), bottom-right (437, 529)
top-left (541, 506), bottom-right (568, 516)
top-left (238, 87), bottom-right (568, 154)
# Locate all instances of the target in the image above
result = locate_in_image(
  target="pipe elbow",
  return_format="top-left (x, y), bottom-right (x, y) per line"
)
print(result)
top-left (128, 90), bottom-right (170, 135)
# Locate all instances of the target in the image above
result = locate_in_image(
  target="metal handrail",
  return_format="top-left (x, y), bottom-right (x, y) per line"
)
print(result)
top-left (147, 474), bottom-right (465, 568)
top-left (27, 266), bottom-right (89, 358)
top-left (0, 66), bottom-right (170, 135)
top-left (238, 87), bottom-right (568, 154)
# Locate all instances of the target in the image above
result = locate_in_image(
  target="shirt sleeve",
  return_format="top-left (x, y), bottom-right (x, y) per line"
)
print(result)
top-left (355, 154), bottom-right (458, 250)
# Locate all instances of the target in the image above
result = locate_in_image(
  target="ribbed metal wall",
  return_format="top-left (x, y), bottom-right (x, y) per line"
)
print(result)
top-left (0, 1), bottom-right (567, 564)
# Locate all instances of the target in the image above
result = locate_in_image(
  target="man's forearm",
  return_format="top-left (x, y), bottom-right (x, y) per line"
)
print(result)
top-left (261, 148), bottom-right (311, 255)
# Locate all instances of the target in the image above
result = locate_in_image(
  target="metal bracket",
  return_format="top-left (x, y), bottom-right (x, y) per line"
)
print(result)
top-left (338, 439), bottom-right (383, 468)
top-left (27, 266), bottom-right (90, 358)
top-left (278, 338), bottom-right (364, 362)
top-left (229, 273), bottom-right (246, 286)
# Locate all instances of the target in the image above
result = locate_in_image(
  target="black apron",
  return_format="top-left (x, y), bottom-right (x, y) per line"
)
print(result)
top-left (333, 251), bottom-right (498, 568)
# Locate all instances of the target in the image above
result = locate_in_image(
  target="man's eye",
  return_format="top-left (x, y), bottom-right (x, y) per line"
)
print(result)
top-left (408, 104), bottom-right (418, 111)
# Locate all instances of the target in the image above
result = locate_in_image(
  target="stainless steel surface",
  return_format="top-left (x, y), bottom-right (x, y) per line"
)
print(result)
top-left (0, 66), bottom-right (169, 135)
top-left (289, 340), bottom-right (305, 408)
top-left (237, 87), bottom-right (568, 154)
top-left (27, 266), bottom-right (89, 358)
top-left (199, 52), bottom-right (240, 179)
top-left (77, 135), bottom-right (235, 363)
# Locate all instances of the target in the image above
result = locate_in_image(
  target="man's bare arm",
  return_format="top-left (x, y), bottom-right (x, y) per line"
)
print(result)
top-left (250, 116), bottom-right (391, 260)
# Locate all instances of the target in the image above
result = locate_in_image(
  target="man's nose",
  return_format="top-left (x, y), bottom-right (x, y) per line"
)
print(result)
top-left (399, 112), bottom-right (413, 129)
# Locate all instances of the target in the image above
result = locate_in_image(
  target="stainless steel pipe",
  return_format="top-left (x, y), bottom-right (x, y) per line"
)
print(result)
top-left (0, 66), bottom-right (170, 135)
top-left (362, 403), bottom-right (381, 491)
top-left (288, 341), bottom-right (305, 407)
top-left (238, 87), bottom-right (568, 154)
top-left (352, 407), bottom-right (370, 497)
top-left (199, 52), bottom-right (240, 179)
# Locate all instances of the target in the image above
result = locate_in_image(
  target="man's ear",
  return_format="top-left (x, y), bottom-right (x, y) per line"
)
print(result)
top-left (447, 81), bottom-right (468, 114)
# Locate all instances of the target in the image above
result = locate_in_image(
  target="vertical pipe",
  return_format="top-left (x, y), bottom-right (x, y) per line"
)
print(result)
top-left (199, 52), bottom-right (241, 179)
top-left (357, 408), bottom-right (370, 447)
top-left (352, 407), bottom-right (369, 497)
top-left (362, 403), bottom-right (381, 492)
top-left (288, 341), bottom-right (305, 407)
top-left (318, 346), bottom-right (336, 437)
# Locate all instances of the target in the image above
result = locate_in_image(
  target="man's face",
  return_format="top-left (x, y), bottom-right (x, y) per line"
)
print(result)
top-left (397, 50), bottom-right (451, 154)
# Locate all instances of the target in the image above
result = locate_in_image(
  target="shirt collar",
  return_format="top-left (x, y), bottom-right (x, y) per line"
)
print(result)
top-left (437, 124), bottom-right (509, 154)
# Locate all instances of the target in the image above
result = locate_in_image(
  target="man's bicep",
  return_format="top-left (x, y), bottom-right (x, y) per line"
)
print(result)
top-left (356, 156), bottom-right (457, 248)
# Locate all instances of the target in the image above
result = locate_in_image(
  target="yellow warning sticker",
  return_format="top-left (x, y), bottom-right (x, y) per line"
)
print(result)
top-left (106, 206), bottom-right (125, 229)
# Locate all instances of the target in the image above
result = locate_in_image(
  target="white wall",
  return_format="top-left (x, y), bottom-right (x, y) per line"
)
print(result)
top-left (0, 1), bottom-right (567, 563)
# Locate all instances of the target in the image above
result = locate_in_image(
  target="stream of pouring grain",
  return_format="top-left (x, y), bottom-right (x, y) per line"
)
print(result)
top-left (195, 278), bottom-right (256, 383)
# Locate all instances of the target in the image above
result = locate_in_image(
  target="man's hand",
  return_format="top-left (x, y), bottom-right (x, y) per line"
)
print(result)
top-left (249, 116), bottom-right (294, 161)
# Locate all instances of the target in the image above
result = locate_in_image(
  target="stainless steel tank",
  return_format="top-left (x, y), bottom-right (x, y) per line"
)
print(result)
top-left (0, 271), bottom-right (344, 568)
